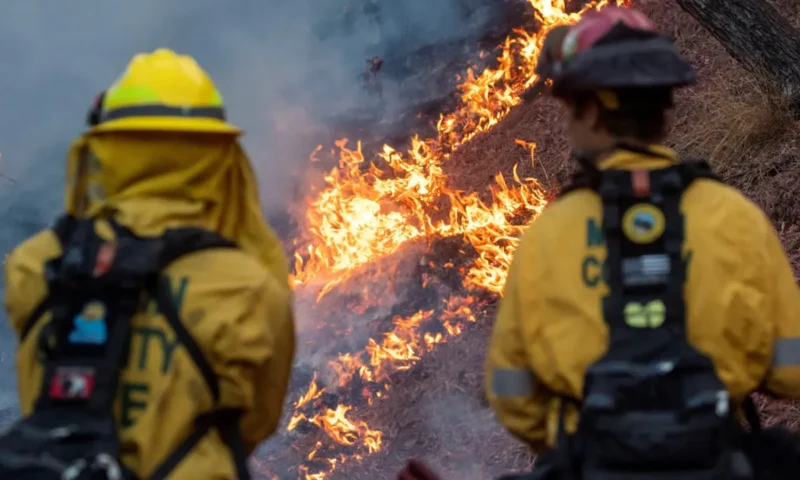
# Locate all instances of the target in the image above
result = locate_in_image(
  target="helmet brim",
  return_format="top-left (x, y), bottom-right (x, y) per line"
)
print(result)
top-left (89, 116), bottom-right (242, 135)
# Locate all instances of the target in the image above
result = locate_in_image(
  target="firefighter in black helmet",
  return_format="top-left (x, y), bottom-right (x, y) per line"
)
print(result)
top-left (485, 5), bottom-right (800, 480)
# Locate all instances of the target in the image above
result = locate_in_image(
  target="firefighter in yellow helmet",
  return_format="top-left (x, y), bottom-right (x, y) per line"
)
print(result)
top-left (1, 48), bottom-right (295, 479)
top-left (485, 5), bottom-right (800, 480)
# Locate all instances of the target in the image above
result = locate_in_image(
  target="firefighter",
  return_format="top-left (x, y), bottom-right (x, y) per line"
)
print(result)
top-left (2, 48), bottom-right (295, 479)
top-left (485, 5), bottom-right (800, 480)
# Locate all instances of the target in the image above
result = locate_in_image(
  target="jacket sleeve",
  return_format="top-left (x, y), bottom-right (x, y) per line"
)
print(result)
top-left (212, 269), bottom-right (296, 453)
top-left (4, 231), bottom-right (60, 335)
top-left (485, 236), bottom-right (555, 454)
top-left (262, 224), bottom-right (291, 290)
top-left (761, 223), bottom-right (800, 398)
top-left (242, 274), bottom-right (296, 452)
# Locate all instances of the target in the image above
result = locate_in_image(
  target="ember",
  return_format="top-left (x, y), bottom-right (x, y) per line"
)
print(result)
top-left (270, 1), bottom-right (629, 478)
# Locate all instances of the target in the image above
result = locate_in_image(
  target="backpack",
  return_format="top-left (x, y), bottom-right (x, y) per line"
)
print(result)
top-left (553, 149), bottom-right (754, 480)
top-left (498, 150), bottom-right (800, 480)
top-left (0, 215), bottom-right (252, 480)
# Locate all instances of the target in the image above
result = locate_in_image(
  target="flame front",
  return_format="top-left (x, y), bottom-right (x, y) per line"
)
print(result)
top-left (283, 1), bottom-right (628, 478)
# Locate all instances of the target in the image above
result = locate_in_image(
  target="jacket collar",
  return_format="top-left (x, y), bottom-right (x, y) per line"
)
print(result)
top-left (597, 144), bottom-right (678, 171)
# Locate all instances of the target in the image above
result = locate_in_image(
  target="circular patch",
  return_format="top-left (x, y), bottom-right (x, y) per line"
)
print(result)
top-left (622, 203), bottom-right (665, 244)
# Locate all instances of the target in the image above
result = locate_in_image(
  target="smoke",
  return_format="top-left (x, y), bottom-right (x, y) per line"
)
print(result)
top-left (0, 0), bottom-right (517, 470)
top-left (0, 0), bottom-right (506, 231)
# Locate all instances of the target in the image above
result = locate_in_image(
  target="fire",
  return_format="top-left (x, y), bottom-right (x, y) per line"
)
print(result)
top-left (282, 1), bottom-right (629, 478)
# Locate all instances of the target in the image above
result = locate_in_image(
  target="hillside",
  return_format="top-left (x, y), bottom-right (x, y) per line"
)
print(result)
top-left (266, 1), bottom-right (800, 479)
top-left (450, 0), bottom-right (800, 432)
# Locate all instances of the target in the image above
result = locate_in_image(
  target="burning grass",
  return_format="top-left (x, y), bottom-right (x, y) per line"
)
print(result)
top-left (263, 235), bottom-right (510, 478)
top-left (262, 0), bottom-right (800, 478)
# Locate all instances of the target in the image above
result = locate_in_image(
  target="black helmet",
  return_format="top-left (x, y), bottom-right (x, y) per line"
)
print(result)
top-left (524, 6), bottom-right (695, 102)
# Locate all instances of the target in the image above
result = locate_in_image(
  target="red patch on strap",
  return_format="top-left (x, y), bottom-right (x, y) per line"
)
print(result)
top-left (93, 241), bottom-right (117, 277)
top-left (49, 367), bottom-right (96, 400)
top-left (632, 169), bottom-right (651, 197)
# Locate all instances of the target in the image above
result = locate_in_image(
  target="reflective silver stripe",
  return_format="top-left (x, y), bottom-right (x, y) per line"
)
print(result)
top-left (773, 337), bottom-right (800, 367)
top-left (492, 367), bottom-right (535, 397)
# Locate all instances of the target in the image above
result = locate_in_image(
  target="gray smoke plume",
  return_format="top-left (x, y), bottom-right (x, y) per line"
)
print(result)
top-left (0, 0), bottom-right (513, 234)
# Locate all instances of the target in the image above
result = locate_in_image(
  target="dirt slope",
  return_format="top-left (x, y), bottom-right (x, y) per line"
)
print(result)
top-left (296, 1), bottom-right (800, 478)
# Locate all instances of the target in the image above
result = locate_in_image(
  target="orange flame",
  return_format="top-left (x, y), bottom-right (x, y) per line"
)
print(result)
top-left (283, 1), bottom-right (630, 478)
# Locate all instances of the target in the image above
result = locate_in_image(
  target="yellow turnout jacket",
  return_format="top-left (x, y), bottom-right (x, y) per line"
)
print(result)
top-left (5, 131), bottom-right (295, 479)
top-left (486, 145), bottom-right (800, 453)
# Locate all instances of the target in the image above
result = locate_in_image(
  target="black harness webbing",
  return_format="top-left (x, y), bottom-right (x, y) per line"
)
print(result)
top-left (552, 151), bottom-right (759, 479)
top-left (21, 215), bottom-right (251, 480)
top-left (559, 150), bottom-right (721, 350)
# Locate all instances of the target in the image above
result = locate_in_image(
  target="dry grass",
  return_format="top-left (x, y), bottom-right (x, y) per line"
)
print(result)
top-left (672, 74), bottom-right (793, 176)
top-left (755, 393), bottom-right (800, 432)
top-left (670, 63), bottom-right (800, 226)
top-left (448, 95), bottom-right (572, 195)
top-left (310, 1), bottom-right (800, 478)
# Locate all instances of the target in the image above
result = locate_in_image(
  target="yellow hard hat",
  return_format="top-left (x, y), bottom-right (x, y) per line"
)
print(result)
top-left (91, 48), bottom-right (241, 135)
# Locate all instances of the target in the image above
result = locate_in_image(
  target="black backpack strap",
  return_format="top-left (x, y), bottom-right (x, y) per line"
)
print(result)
top-left (33, 216), bottom-right (147, 413)
top-left (741, 395), bottom-right (762, 433)
top-left (557, 147), bottom-right (721, 199)
top-left (144, 227), bottom-right (251, 480)
top-left (157, 226), bottom-right (237, 267)
top-left (216, 410), bottom-right (250, 480)
top-left (598, 166), bottom-right (688, 336)
top-left (148, 409), bottom-right (248, 480)
top-left (559, 169), bottom-right (601, 198)
top-left (20, 215), bottom-right (79, 341)
top-left (20, 297), bottom-right (55, 342)
top-left (21, 218), bottom-right (250, 479)
top-left (597, 160), bottom-right (725, 358)
top-left (150, 276), bottom-right (220, 402)
top-left (51, 214), bottom-right (78, 243)
top-left (678, 159), bottom-right (722, 184)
